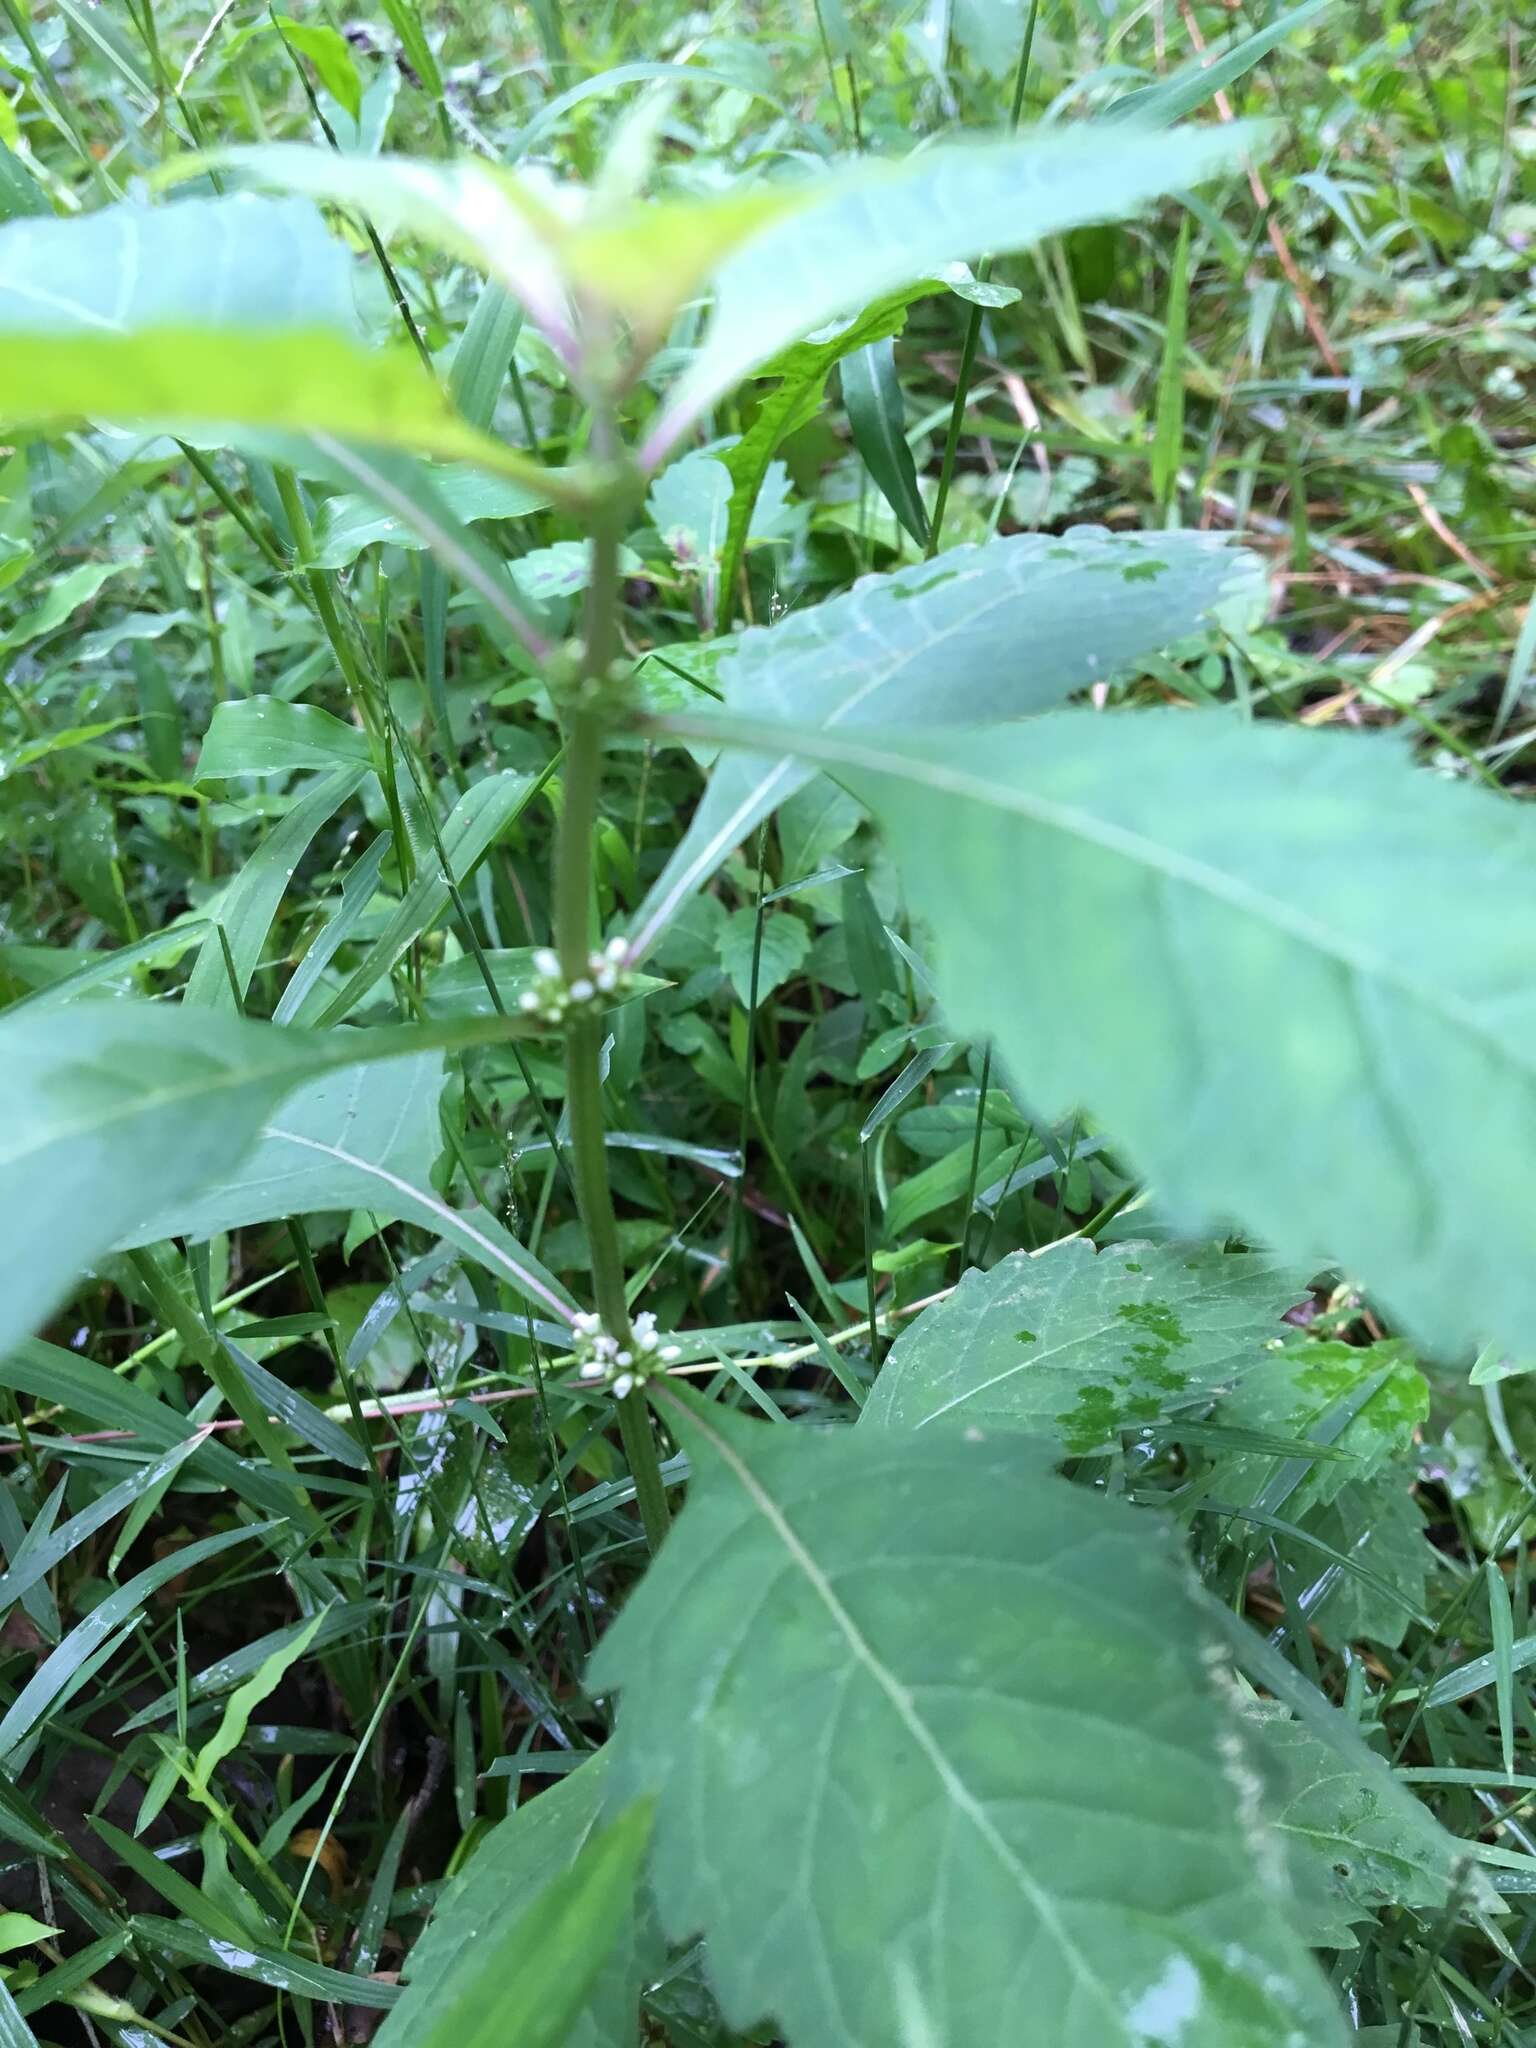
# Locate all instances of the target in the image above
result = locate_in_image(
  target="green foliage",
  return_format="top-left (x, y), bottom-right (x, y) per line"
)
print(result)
top-left (741, 711), bottom-right (1536, 1364)
top-left (592, 1393), bottom-right (1345, 2047)
top-left (863, 1238), bottom-right (1309, 1447)
top-left (0, 2), bottom-right (1525, 2043)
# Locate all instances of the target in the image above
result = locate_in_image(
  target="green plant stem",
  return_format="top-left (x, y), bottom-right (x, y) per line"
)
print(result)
top-left (927, 0), bottom-right (1041, 558)
top-left (555, 460), bottom-right (670, 1554)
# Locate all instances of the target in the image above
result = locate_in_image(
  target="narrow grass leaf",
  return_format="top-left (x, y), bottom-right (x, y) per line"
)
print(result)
top-left (843, 337), bottom-right (930, 547)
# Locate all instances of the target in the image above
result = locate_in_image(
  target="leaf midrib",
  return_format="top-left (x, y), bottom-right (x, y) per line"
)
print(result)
top-left (670, 1396), bottom-right (1136, 2038)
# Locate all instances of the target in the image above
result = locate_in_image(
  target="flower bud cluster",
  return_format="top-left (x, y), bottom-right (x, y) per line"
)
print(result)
top-left (570, 1309), bottom-right (681, 1400)
top-left (518, 935), bottom-right (632, 1027)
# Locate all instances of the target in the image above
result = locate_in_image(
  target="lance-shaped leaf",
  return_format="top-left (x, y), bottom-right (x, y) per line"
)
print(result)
top-left (0, 195), bottom-right (544, 485)
top-left (680, 709), bottom-right (1536, 1362)
top-left (649, 120), bottom-right (1267, 455)
top-left (629, 528), bottom-right (1263, 960)
top-left (862, 1238), bottom-right (1309, 1449)
top-left (0, 1002), bottom-right (573, 1356)
top-left (592, 1393), bottom-right (1344, 2047)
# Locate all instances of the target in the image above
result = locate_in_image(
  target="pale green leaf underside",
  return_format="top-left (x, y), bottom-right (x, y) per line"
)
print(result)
top-left (0, 1004), bottom-right (574, 1354)
top-left (658, 120), bottom-right (1268, 437)
top-left (630, 528), bottom-right (1262, 959)
top-left (803, 710), bottom-right (1536, 1362)
top-left (116, 1051), bottom-right (442, 1250)
top-left (382, 1796), bottom-right (654, 2048)
top-left (592, 1398), bottom-right (1343, 2048)
top-left (0, 1004), bottom-right (350, 1357)
top-left (0, 193), bottom-right (353, 333)
top-left (0, 195), bottom-right (542, 483)
top-left (863, 1238), bottom-right (1308, 1449)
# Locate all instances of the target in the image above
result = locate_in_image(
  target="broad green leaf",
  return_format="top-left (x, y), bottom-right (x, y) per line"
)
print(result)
top-left (381, 1796), bottom-right (655, 2048)
top-left (273, 15), bottom-right (363, 120)
top-left (312, 464), bottom-right (552, 569)
top-left (1244, 1701), bottom-right (1464, 1947)
top-left (862, 1238), bottom-right (1308, 1449)
top-left (197, 145), bottom-right (576, 346)
top-left (1, 560), bottom-right (128, 650)
top-left (195, 698), bottom-right (373, 782)
top-left (0, 327), bottom-right (542, 484)
top-left (1207, 1340), bottom-right (1429, 1515)
top-left (0, 1000), bottom-right (561, 1355)
top-left (379, 1753), bottom-right (653, 2048)
top-left (117, 1050), bottom-right (441, 1248)
top-left (115, 1048), bottom-right (577, 1324)
top-left (184, 766), bottom-right (367, 1010)
top-left (0, 197), bottom-right (547, 484)
top-left (0, 193), bottom-right (355, 332)
top-left (592, 1393), bottom-right (1345, 2048)
top-left (631, 529), bottom-right (1262, 959)
top-left (715, 907), bottom-right (810, 1005)
top-left (652, 122), bottom-right (1267, 449)
top-left (699, 710), bottom-right (1536, 1363)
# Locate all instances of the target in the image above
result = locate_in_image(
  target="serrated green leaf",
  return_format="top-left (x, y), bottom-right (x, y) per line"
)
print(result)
top-left (1245, 1701), bottom-right (1464, 1947)
top-left (863, 1238), bottom-right (1308, 1449)
top-left (715, 907), bottom-right (810, 1005)
top-left (0, 1001), bottom-right (571, 1355)
top-left (592, 1392), bottom-right (1345, 2047)
top-left (1208, 1340), bottom-right (1428, 1514)
top-left (715, 291), bottom-right (924, 629)
top-left (632, 529), bottom-right (1261, 959)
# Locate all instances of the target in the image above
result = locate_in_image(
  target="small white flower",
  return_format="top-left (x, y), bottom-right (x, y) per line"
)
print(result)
top-left (611, 1373), bottom-right (636, 1399)
top-left (578, 1360), bottom-right (606, 1381)
top-left (606, 935), bottom-right (628, 961)
top-left (573, 1311), bottom-right (601, 1336)
top-left (633, 1312), bottom-right (657, 1339)
top-left (518, 990), bottom-right (541, 1013)
top-left (595, 965), bottom-right (617, 992)
top-left (660, 1345), bottom-right (682, 1362)
top-left (533, 947), bottom-right (559, 977)
top-left (569, 977), bottom-right (595, 1002)
top-left (615, 1349), bottom-right (632, 1367)
top-left (594, 1334), bottom-right (618, 1360)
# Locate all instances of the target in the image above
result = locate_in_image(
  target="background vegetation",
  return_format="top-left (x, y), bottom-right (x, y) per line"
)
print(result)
top-left (0, 0), bottom-right (1532, 2042)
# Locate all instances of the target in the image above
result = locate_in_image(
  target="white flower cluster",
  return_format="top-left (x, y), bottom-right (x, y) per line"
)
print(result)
top-left (518, 936), bottom-right (631, 1027)
top-left (570, 1309), bottom-right (681, 1400)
